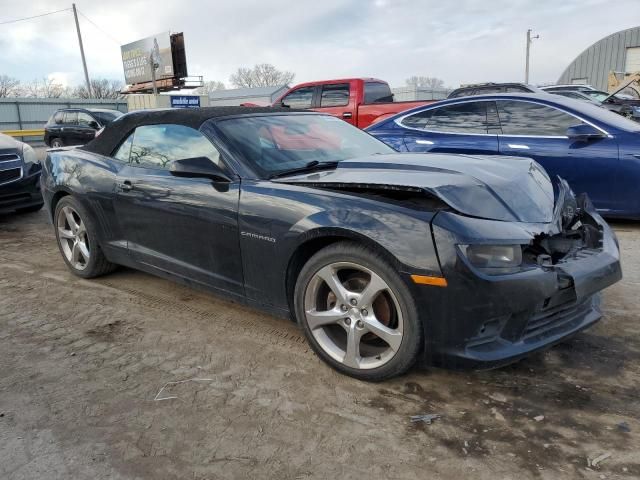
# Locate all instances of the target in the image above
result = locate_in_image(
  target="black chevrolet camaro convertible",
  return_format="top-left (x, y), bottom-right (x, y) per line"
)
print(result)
top-left (41, 107), bottom-right (622, 380)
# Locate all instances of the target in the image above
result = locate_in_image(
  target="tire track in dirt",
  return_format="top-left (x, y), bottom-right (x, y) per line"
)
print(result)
top-left (1, 258), bottom-right (312, 356)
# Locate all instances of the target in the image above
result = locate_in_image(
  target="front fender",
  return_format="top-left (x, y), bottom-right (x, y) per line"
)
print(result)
top-left (283, 208), bottom-right (441, 275)
top-left (239, 180), bottom-right (442, 309)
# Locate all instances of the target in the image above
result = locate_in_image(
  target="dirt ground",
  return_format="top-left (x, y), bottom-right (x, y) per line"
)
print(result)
top-left (1, 206), bottom-right (639, 480)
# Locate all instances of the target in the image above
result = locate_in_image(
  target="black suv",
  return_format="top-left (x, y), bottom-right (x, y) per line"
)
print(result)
top-left (448, 83), bottom-right (544, 98)
top-left (44, 108), bottom-right (123, 147)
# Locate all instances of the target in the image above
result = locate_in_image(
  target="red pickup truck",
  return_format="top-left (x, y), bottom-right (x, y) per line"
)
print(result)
top-left (272, 78), bottom-right (433, 129)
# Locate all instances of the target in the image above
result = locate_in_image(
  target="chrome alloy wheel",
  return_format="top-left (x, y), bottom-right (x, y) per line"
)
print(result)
top-left (56, 205), bottom-right (90, 270)
top-left (303, 262), bottom-right (404, 370)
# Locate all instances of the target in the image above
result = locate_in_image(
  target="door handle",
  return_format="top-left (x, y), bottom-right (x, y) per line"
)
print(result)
top-left (507, 144), bottom-right (529, 149)
top-left (118, 180), bottom-right (133, 192)
top-left (415, 139), bottom-right (434, 145)
top-left (342, 112), bottom-right (353, 119)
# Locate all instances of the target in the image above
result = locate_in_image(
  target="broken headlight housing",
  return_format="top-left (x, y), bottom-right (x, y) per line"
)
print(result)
top-left (459, 244), bottom-right (523, 272)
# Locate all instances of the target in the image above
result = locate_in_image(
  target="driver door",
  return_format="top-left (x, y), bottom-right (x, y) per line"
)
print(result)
top-left (113, 124), bottom-right (244, 295)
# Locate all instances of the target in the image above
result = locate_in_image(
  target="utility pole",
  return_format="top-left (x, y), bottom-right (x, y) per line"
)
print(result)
top-left (525, 29), bottom-right (539, 84)
top-left (72, 3), bottom-right (91, 97)
top-left (150, 53), bottom-right (159, 96)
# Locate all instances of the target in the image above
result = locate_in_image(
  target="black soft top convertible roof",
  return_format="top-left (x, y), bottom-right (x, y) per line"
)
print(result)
top-left (82, 106), bottom-right (301, 157)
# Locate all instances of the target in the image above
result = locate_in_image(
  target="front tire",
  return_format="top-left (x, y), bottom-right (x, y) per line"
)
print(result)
top-left (294, 242), bottom-right (422, 381)
top-left (54, 196), bottom-right (115, 278)
top-left (50, 138), bottom-right (64, 148)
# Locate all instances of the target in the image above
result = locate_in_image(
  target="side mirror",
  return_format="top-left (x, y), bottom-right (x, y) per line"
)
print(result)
top-left (566, 124), bottom-right (605, 142)
top-left (89, 121), bottom-right (100, 129)
top-left (170, 157), bottom-right (232, 182)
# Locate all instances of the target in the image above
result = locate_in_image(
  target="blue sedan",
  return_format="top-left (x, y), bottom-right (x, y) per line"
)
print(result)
top-left (367, 93), bottom-right (640, 219)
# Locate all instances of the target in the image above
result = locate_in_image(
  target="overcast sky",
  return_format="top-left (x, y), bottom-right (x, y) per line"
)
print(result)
top-left (1, 0), bottom-right (640, 89)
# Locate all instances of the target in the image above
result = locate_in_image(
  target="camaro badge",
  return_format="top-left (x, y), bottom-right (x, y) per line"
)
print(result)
top-left (241, 231), bottom-right (276, 243)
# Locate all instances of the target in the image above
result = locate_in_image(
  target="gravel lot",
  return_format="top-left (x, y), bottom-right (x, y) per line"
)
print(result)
top-left (1, 203), bottom-right (639, 479)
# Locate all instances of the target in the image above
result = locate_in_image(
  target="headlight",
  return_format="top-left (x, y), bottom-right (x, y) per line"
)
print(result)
top-left (22, 144), bottom-right (38, 165)
top-left (460, 244), bottom-right (523, 269)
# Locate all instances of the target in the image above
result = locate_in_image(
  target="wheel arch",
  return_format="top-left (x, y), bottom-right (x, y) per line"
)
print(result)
top-left (49, 188), bottom-right (73, 218)
top-left (284, 227), bottom-right (401, 322)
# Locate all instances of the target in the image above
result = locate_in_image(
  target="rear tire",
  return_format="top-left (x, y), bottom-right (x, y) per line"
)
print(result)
top-left (54, 196), bottom-right (116, 278)
top-left (50, 138), bottom-right (63, 148)
top-left (294, 241), bottom-right (422, 381)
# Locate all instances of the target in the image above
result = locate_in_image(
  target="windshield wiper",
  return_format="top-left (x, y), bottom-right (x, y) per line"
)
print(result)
top-left (269, 160), bottom-right (339, 179)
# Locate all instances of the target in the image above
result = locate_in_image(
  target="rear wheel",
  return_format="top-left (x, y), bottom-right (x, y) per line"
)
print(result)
top-left (50, 138), bottom-right (63, 148)
top-left (294, 242), bottom-right (422, 381)
top-left (54, 196), bottom-right (115, 278)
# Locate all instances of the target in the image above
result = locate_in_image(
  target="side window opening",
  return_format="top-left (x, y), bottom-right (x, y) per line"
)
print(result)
top-left (64, 111), bottom-right (78, 125)
top-left (113, 133), bottom-right (134, 163)
top-left (123, 124), bottom-right (222, 170)
top-left (320, 84), bottom-right (350, 107)
top-left (364, 82), bottom-right (394, 104)
top-left (401, 102), bottom-right (488, 134)
top-left (77, 112), bottom-right (96, 127)
top-left (496, 100), bottom-right (585, 136)
top-left (281, 87), bottom-right (314, 109)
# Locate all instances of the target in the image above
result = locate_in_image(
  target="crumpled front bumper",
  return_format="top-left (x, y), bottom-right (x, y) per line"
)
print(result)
top-left (413, 207), bottom-right (622, 369)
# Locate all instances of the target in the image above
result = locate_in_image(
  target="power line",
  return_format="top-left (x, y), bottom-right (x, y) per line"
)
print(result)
top-left (77, 9), bottom-right (122, 45)
top-left (0, 7), bottom-right (71, 26)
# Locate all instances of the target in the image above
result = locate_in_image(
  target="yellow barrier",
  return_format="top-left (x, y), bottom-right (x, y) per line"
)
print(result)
top-left (1, 129), bottom-right (45, 137)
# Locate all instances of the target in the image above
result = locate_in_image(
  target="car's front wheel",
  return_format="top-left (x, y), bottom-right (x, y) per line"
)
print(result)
top-left (50, 138), bottom-right (64, 148)
top-left (295, 242), bottom-right (422, 381)
top-left (54, 196), bottom-right (115, 278)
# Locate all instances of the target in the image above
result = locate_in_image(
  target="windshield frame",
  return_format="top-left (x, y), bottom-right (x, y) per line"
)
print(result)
top-left (210, 113), bottom-right (393, 180)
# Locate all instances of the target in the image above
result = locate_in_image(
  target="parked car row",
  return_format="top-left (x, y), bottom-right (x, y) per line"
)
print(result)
top-left (444, 81), bottom-right (640, 120)
top-left (272, 77), bottom-right (434, 128)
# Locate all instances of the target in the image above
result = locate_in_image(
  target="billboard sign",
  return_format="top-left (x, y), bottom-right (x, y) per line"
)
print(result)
top-left (170, 95), bottom-right (201, 108)
top-left (121, 32), bottom-right (174, 85)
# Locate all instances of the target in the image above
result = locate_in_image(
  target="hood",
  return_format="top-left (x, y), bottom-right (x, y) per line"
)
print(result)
top-left (275, 153), bottom-right (556, 223)
top-left (0, 133), bottom-right (21, 151)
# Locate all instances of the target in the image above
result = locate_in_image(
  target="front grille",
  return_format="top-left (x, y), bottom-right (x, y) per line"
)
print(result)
top-left (0, 153), bottom-right (20, 163)
top-left (0, 168), bottom-right (22, 184)
top-left (523, 296), bottom-right (591, 340)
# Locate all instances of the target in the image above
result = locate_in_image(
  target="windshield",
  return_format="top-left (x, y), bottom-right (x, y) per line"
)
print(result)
top-left (215, 114), bottom-right (393, 177)
top-left (91, 110), bottom-right (123, 125)
top-left (583, 91), bottom-right (609, 101)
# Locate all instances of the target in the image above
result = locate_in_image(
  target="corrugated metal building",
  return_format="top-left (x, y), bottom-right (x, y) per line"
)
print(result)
top-left (557, 26), bottom-right (640, 90)
top-left (208, 85), bottom-right (290, 106)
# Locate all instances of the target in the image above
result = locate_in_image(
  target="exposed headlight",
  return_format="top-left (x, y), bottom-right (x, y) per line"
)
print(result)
top-left (460, 244), bottom-right (523, 269)
top-left (22, 144), bottom-right (39, 164)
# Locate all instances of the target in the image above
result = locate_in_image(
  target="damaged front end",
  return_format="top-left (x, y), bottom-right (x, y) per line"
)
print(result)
top-left (524, 179), bottom-right (606, 268)
top-left (424, 178), bottom-right (622, 369)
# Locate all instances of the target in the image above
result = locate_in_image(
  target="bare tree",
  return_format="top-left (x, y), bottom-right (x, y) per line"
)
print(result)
top-left (195, 80), bottom-right (226, 95)
top-left (230, 64), bottom-right (294, 88)
top-left (23, 77), bottom-right (66, 98)
top-left (74, 79), bottom-right (124, 99)
top-left (405, 76), bottom-right (445, 89)
top-left (0, 75), bottom-right (21, 97)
